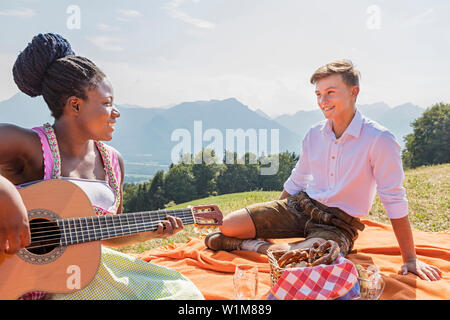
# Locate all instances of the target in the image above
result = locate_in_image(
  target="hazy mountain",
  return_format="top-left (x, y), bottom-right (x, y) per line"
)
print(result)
top-left (109, 98), bottom-right (302, 163)
top-left (0, 93), bottom-right (425, 182)
top-left (255, 108), bottom-right (271, 120)
top-left (372, 103), bottom-right (424, 142)
top-left (274, 110), bottom-right (323, 143)
top-left (0, 93), bottom-right (53, 128)
top-left (358, 101), bottom-right (391, 119)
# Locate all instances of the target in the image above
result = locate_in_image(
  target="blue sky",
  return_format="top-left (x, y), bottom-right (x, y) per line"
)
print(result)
top-left (1, 0), bottom-right (449, 116)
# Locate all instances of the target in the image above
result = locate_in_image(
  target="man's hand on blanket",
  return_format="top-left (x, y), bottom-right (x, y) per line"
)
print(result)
top-left (401, 258), bottom-right (442, 281)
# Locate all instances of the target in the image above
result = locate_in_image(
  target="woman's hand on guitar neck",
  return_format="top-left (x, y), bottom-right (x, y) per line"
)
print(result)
top-left (135, 215), bottom-right (185, 243)
top-left (0, 175), bottom-right (31, 255)
top-left (153, 215), bottom-right (184, 239)
top-left (102, 215), bottom-right (184, 247)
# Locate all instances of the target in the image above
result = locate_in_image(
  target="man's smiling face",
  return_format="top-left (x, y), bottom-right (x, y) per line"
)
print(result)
top-left (314, 73), bottom-right (359, 122)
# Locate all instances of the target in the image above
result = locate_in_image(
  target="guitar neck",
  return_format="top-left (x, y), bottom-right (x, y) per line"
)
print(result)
top-left (56, 208), bottom-right (194, 246)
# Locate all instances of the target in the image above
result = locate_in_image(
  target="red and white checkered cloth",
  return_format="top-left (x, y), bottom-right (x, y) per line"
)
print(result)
top-left (267, 255), bottom-right (359, 300)
top-left (18, 291), bottom-right (47, 300)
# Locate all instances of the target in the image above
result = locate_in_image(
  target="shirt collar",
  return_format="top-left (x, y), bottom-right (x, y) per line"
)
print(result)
top-left (344, 109), bottom-right (363, 138)
top-left (320, 109), bottom-right (363, 139)
top-left (320, 118), bottom-right (333, 135)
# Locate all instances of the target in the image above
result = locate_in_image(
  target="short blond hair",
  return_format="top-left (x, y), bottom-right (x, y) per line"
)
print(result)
top-left (310, 60), bottom-right (360, 87)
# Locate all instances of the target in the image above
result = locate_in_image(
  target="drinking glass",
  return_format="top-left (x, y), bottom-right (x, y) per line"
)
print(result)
top-left (354, 263), bottom-right (384, 300)
top-left (233, 265), bottom-right (258, 300)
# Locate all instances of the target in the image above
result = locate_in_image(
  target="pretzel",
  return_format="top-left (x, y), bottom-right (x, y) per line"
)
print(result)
top-left (277, 249), bottom-right (309, 268)
top-left (276, 240), bottom-right (340, 269)
top-left (309, 240), bottom-right (340, 266)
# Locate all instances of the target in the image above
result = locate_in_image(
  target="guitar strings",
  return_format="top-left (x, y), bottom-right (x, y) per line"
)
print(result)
top-left (26, 220), bottom-right (196, 250)
top-left (30, 216), bottom-right (196, 240)
top-left (24, 218), bottom-right (201, 251)
top-left (26, 207), bottom-right (219, 236)
top-left (28, 212), bottom-right (194, 232)
top-left (24, 208), bottom-right (219, 250)
top-left (27, 208), bottom-right (194, 227)
top-left (29, 215), bottom-right (196, 241)
top-left (25, 216), bottom-right (219, 251)
top-left (25, 214), bottom-right (201, 250)
top-left (27, 209), bottom-right (194, 234)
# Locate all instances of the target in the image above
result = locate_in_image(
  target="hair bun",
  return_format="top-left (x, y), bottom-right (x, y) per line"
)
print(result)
top-left (12, 33), bottom-right (75, 97)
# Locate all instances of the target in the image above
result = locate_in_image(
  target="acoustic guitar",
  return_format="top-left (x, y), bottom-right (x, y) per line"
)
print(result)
top-left (0, 179), bottom-right (223, 299)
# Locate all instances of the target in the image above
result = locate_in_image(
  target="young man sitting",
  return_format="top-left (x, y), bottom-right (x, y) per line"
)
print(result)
top-left (205, 60), bottom-right (442, 281)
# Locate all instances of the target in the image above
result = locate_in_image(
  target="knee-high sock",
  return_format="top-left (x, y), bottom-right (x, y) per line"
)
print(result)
top-left (240, 239), bottom-right (269, 252)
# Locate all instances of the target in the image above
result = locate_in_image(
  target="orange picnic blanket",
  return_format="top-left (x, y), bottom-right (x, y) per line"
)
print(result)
top-left (137, 219), bottom-right (450, 300)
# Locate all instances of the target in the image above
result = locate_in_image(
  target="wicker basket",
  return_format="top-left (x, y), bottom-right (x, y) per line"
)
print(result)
top-left (267, 250), bottom-right (291, 286)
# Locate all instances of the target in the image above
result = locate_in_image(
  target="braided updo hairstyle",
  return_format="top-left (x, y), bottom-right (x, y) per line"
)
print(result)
top-left (13, 33), bottom-right (105, 119)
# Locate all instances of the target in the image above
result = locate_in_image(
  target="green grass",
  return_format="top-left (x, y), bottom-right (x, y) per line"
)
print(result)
top-left (368, 163), bottom-right (449, 232)
top-left (114, 163), bottom-right (449, 255)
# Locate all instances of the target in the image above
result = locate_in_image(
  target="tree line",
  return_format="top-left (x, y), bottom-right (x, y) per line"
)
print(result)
top-left (401, 102), bottom-right (449, 169)
top-left (123, 151), bottom-right (298, 213)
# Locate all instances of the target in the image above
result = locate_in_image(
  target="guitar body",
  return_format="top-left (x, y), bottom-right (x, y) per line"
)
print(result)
top-left (0, 180), bottom-right (101, 300)
top-left (0, 179), bottom-right (223, 300)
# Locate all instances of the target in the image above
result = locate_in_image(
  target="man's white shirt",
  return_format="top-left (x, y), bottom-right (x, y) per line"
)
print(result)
top-left (283, 109), bottom-right (408, 219)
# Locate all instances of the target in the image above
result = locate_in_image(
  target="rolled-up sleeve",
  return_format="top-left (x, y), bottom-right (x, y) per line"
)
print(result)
top-left (370, 131), bottom-right (409, 219)
top-left (283, 136), bottom-right (313, 196)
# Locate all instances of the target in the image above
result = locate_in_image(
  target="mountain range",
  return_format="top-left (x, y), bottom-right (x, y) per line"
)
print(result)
top-left (0, 93), bottom-right (425, 182)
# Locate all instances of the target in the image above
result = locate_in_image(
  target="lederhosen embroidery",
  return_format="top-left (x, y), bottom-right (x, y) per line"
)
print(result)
top-left (287, 191), bottom-right (365, 253)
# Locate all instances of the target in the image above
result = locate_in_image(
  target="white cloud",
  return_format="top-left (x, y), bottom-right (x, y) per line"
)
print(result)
top-left (163, 0), bottom-right (215, 29)
top-left (86, 36), bottom-right (124, 52)
top-left (96, 23), bottom-right (119, 31)
top-left (0, 8), bottom-right (35, 18)
top-left (116, 9), bottom-right (142, 21)
top-left (401, 8), bottom-right (435, 28)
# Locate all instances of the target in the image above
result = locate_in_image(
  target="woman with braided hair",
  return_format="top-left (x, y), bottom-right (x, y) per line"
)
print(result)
top-left (0, 33), bottom-right (204, 299)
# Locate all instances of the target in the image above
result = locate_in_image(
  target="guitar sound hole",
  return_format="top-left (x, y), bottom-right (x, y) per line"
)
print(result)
top-left (27, 218), bottom-right (61, 255)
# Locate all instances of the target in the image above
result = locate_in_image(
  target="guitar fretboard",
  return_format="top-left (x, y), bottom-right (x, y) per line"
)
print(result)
top-left (56, 208), bottom-right (194, 246)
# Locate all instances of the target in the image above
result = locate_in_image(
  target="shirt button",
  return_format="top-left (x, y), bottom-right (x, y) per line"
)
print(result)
top-left (331, 156), bottom-right (335, 159)
top-left (330, 173), bottom-right (334, 176)
top-left (334, 141), bottom-right (338, 145)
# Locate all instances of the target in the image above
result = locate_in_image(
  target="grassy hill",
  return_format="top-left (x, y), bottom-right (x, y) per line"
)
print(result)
top-left (115, 163), bottom-right (449, 255)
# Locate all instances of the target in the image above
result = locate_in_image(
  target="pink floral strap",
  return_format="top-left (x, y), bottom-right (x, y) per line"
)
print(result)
top-left (94, 140), bottom-right (122, 213)
top-left (31, 126), bottom-right (55, 180)
top-left (42, 123), bottom-right (62, 179)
